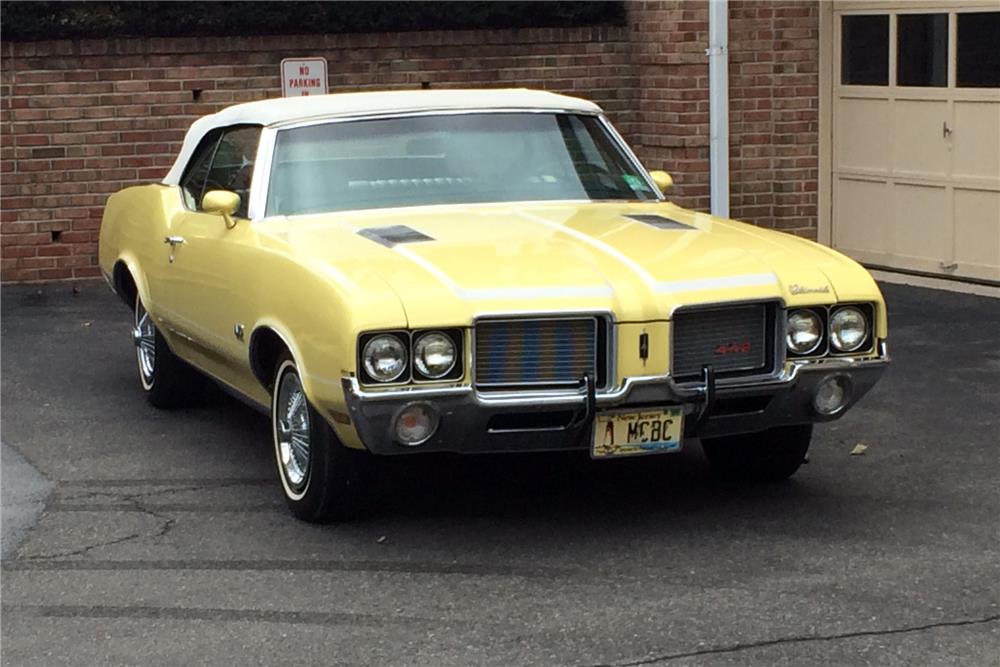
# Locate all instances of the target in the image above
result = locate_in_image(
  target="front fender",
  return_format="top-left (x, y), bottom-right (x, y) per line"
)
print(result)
top-left (243, 243), bottom-right (407, 452)
top-left (248, 315), bottom-right (368, 451)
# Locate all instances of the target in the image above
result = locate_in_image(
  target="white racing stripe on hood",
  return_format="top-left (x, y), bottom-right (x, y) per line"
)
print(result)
top-left (392, 244), bottom-right (461, 290)
top-left (515, 210), bottom-right (778, 296)
top-left (516, 210), bottom-right (659, 286)
top-left (454, 285), bottom-right (614, 300)
top-left (391, 217), bottom-right (776, 301)
top-left (652, 273), bottom-right (779, 293)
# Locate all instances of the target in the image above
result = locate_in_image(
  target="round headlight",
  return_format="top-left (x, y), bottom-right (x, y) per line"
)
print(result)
top-left (786, 309), bottom-right (823, 355)
top-left (413, 332), bottom-right (456, 379)
top-left (829, 306), bottom-right (868, 352)
top-left (362, 335), bottom-right (407, 382)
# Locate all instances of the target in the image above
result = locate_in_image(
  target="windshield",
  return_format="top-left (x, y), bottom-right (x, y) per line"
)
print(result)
top-left (265, 112), bottom-right (659, 216)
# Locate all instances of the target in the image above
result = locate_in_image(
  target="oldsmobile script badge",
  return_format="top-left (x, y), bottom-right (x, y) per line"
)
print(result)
top-left (789, 284), bottom-right (830, 295)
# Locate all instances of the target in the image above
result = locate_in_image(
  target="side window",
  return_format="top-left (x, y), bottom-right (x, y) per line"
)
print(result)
top-left (204, 126), bottom-right (262, 218)
top-left (179, 129), bottom-right (222, 210)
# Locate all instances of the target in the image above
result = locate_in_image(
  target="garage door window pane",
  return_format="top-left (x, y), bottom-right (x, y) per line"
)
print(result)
top-left (958, 12), bottom-right (1000, 87)
top-left (897, 14), bottom-right (947, 87)
top-left (842, 15), bottom-right (889, 85)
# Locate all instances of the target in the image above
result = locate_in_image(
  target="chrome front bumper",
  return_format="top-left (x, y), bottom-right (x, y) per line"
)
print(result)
top-left (341, 344), bottom-right (890, 455)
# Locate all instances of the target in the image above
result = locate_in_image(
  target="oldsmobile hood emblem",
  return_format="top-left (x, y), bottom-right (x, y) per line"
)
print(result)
top-left (789, 284), bottom-right (831, 295)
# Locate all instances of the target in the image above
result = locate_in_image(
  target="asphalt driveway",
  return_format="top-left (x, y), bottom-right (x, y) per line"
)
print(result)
top-left (1, 281), bottom-right (998, 666)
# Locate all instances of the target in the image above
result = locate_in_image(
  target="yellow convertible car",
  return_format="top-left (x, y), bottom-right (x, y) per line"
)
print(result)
top-left (99, 89), bottom-right (888, 522)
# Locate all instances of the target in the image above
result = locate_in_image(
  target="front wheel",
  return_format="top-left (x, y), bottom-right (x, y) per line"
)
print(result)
top-left (272, 355), bottom-right (373, 523)
top-left (701, 424), bottom-right (812, 483)
top-left (133, 295), bottom-right (199, 408)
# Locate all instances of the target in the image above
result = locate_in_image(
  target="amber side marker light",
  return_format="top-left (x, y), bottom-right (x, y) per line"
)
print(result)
top-left (814, 374), bottom-right (852, 415)
top-left (393, 402), bottom-right (440, 446)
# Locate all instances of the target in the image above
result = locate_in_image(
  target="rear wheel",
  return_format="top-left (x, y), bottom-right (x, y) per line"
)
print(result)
top-left (701, 424), bottom-right (812, 483)
top-left (133, 295), bottom-right (199, 408)
top-left (272, 354), bottom-right (373, 523)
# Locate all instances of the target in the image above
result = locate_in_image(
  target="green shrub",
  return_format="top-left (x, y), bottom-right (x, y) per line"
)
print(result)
top-left (1, 1), bottom-right (625, 41)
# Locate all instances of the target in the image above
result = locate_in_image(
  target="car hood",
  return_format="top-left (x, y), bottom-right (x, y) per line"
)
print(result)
top-left (261, 201), bottom-right (880, 328)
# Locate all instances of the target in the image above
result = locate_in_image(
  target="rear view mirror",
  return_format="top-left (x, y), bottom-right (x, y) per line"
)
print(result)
top-left (202, 190), bottom-right (241, 228)
top-left (649, 170), bottom-right (673, 192)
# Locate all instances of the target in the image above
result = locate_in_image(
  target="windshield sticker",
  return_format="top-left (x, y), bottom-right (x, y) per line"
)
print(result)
top-left (622, 174), bottom-right (650, 191)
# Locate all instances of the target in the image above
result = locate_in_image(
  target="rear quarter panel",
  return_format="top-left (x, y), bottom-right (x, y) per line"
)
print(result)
top-left (98, 184), bottom-right (178, 310)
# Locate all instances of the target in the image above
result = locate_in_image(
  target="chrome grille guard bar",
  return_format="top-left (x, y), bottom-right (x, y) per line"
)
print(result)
top-left (568, 364), bottom-right (715, 433)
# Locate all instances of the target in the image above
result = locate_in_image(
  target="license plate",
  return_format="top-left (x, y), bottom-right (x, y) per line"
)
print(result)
top-left (591, 408), bottom-right (684, 459)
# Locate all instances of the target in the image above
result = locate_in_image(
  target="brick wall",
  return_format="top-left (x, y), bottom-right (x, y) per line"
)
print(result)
top-left (0, 1), bottom-right (820, 284)
top-left (631, 0), bottom-right (820, 229)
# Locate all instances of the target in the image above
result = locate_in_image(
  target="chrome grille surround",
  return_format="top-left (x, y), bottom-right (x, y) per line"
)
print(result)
top-left (474, 316), bottom-right (608, 391)
top-left (671, 302), bottom-right (779, 380)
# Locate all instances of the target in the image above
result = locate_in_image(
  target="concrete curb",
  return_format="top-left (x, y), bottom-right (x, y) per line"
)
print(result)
top-left (1, 441), bottom-right (53, 559)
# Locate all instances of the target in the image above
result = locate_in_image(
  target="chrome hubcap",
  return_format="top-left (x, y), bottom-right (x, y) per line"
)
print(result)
top-left (276, 370), bottom-right (310, 491)
top-left (134, 301), bottom-right (156, 383)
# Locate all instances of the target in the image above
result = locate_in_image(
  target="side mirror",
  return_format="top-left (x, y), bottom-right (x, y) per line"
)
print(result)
top-left (649, 170), bottom-right (673, 193)
top-left (202, 190), bottom-right (241, 229)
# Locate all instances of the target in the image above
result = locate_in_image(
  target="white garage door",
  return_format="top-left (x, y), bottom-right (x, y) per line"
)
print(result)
top-left (832, 3), bottom-right (1000, 284)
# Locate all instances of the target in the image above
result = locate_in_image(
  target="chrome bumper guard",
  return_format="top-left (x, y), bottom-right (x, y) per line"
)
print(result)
top-left (341, 343), bottom-right (890, 455)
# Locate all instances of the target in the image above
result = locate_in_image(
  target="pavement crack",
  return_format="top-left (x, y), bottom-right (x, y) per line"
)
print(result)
top-left (21, 531), bottom-right (145, 560)
top-left (59, 482), bottom-right (244, 503)
top-left (20, 480), bottom-right (258, 559)
top-left (144, 507), bottom-right (177, 542)
top-left (596, 615), bottom-right (1000, 666)
top-left (21, 489), bottom-right (180, 560)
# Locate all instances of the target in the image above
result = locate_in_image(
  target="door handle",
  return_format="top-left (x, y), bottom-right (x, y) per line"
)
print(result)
top-left (164, 236), bottom-right (185, 263)
top-left (943, 121), bottom-right (952, 138)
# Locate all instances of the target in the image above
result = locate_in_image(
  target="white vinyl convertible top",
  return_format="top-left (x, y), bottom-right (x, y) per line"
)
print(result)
top-left (162, 88), bottom-right (602, 184)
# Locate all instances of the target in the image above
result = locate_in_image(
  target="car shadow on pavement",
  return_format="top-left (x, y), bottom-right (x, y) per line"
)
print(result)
top-left (194, 372), bottom-right (842, 535)
top-left (202, 379), bottom-right (817, 524)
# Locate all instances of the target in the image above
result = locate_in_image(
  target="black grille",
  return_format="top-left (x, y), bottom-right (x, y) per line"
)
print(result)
top-left (671, 304), bottom-right (773, 379)
top-left (475, 317), bottom-right (605, 390)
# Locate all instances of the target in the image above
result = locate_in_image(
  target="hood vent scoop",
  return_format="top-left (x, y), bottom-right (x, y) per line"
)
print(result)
top-left (358, 225), bottom-right (434, 247)
top-left (625, 214), bottom-right (693, 230)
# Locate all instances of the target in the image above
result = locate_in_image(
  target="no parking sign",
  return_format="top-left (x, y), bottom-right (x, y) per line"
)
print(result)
top-left (280, 58), bottom-right (328, 97)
